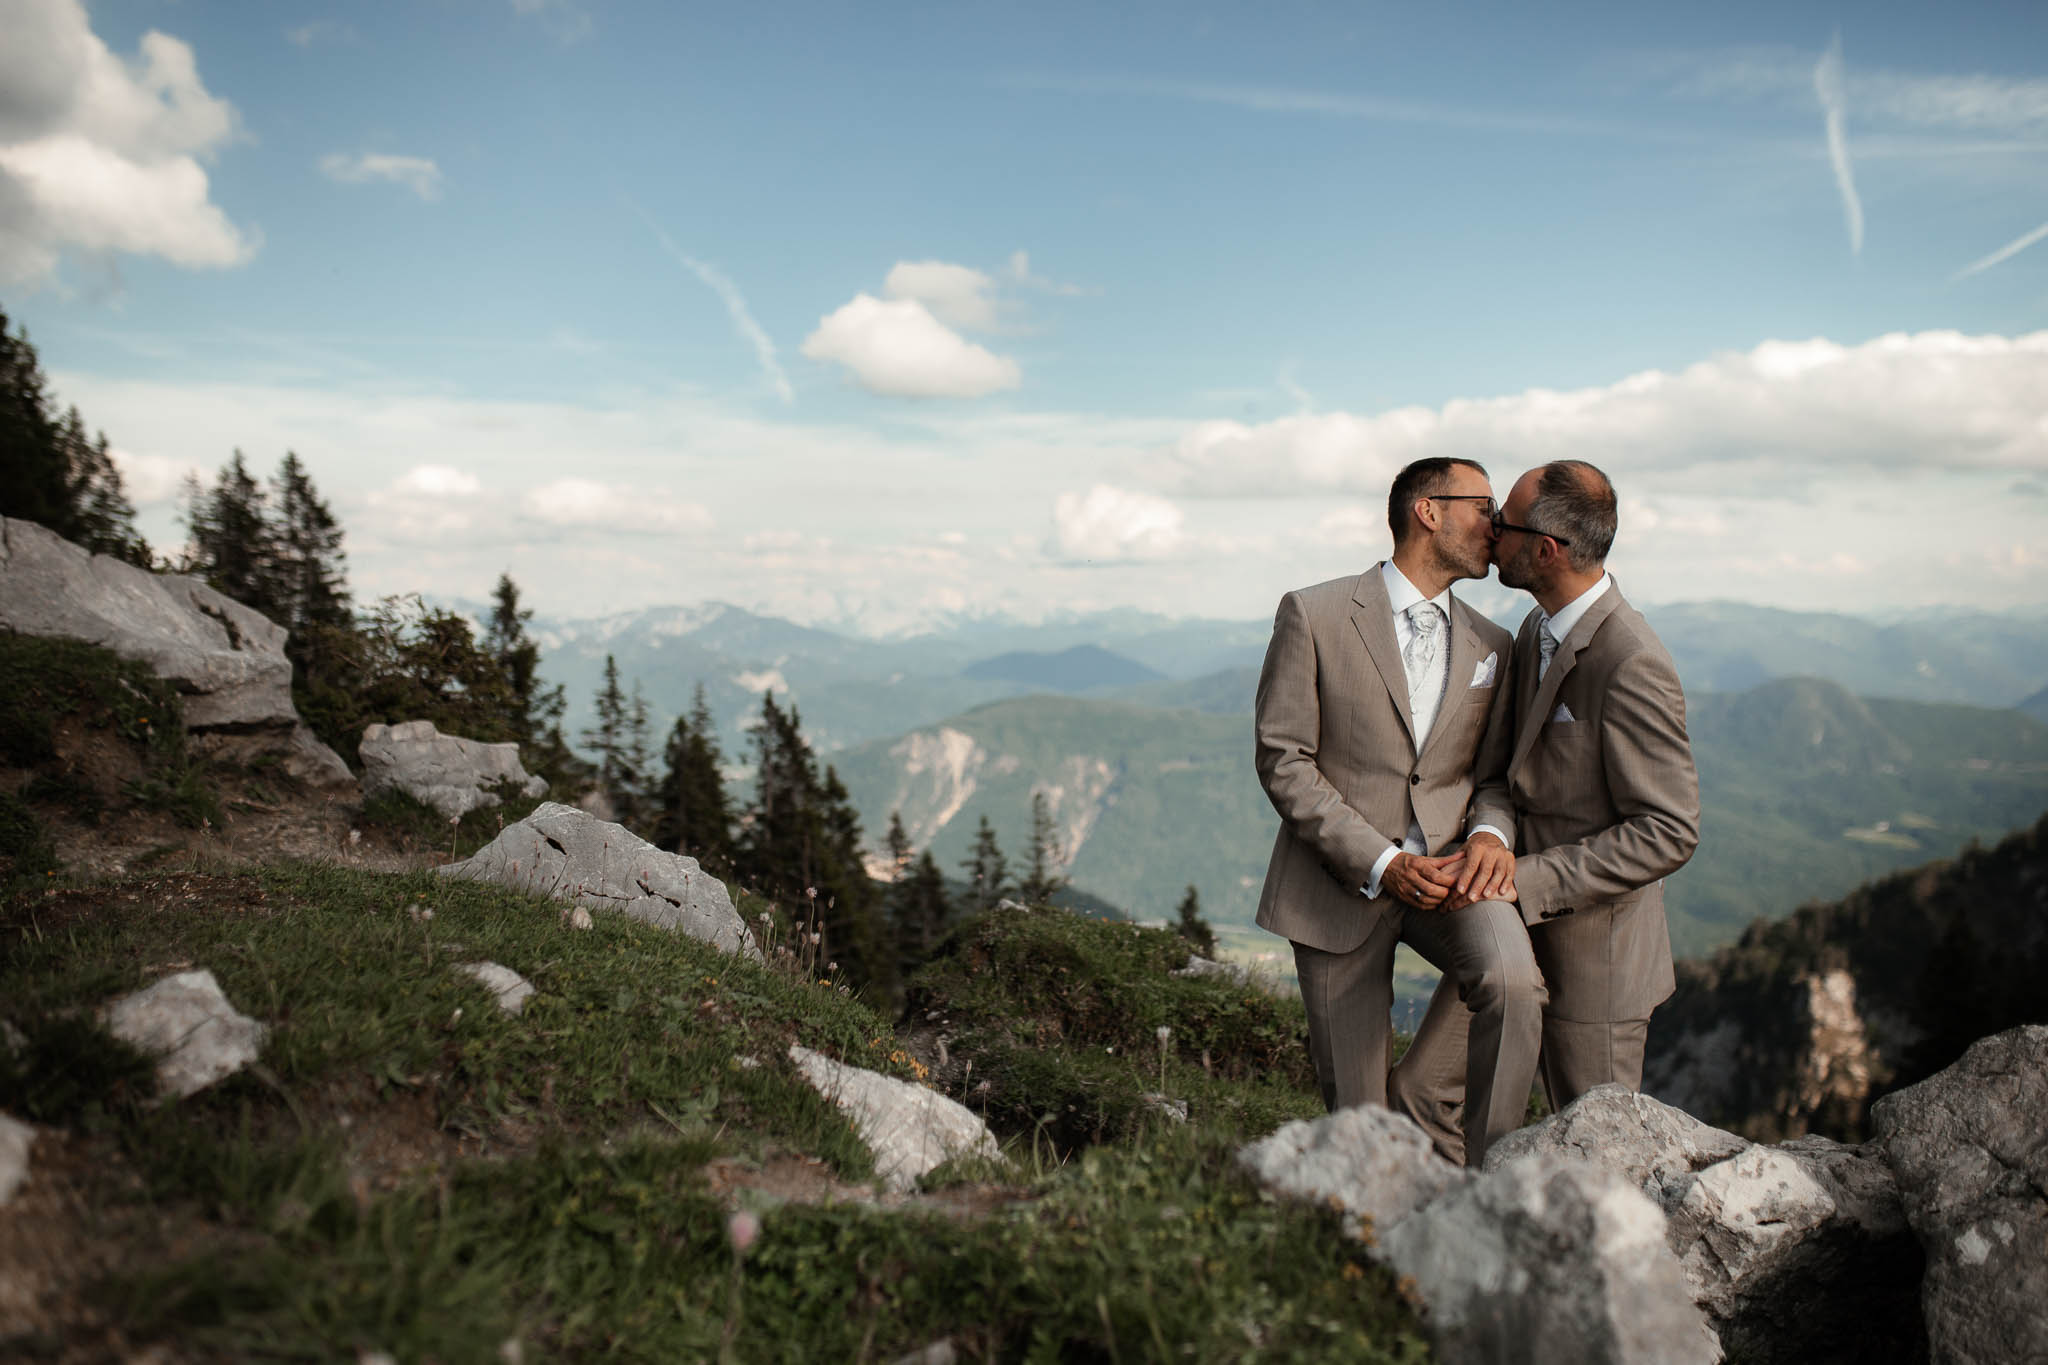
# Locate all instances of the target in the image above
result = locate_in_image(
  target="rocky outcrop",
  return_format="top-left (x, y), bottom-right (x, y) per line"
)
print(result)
top-left (789, 1045), bottom-right (998, 1192)
top-left (437, 802), bottom-right (758, 960)
top-left (1380, 1157), bottom-right (1716, 1365)
top-left (1236, 1103), bottom-right (1467, 1238)
top-left (1240, 1103), bottom-right (1711, 1365)
top-left (1489, 1086), bottom-right (1923, 1365)
top-left (1873, 1025), bottom-right (2048, 1365)
top-left (359, 719), bottom-right (548, 818)
top-left (1646, 813), bottom-right (2048, 1141)
top-left (0, 516), bottom-right (352, 787)
top-left (101, 969), bottom-right (268, 1099)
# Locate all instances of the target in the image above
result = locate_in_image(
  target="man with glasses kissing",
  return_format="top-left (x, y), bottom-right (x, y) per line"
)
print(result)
top-left (1391, 459), bottom-right (1701, 1160)
top-left (1253, 456), bottom-right (1545, 1168)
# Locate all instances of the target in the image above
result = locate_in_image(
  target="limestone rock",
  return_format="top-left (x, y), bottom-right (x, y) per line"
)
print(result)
top-left (0, 1112), bottom-right (33, 1207)
top-left (1485, 1084), bottom-right (1748, 1202)
top-left (1491, 1085), bottom-right (1923, 1365)
top-left (360, 720), bottom-right (549, 818)
top-left (1873, 1024), bottom-right (2048, 1365)
top-left (101, 969), bottom-right (268, 1098)
top-left (1237, 1105), bottom-right (1468, 1239)
top-left (0, 516), bottom-right (352, 786)
top-left (789, 1044), bottom-right (998, 1192)
top-left (1379, 1156), bottom-right (1717, 1365)
top-left (438, 802), bottom-right (758, 960)
top-left (456, 962), bottom-right (535, 1015)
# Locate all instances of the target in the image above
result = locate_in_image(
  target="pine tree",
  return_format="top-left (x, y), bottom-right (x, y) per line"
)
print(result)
top-left (1174, 884), bottom-right (1217, 958)
top-left (183, 451), bottom-right (279, 614)
top-left (882, 811), bottom-right (914, 883)
top-left (581, 654), bottom-right (631, 820)
top-left (270, 453), bottom-right (350, 637)
top-left (655, 684), bottom-right (735, 871)
top-left (1018, 791), bottom-right (1068, 905)
top-left (961, 815), bottom-right (1012, 912)
top-left (620, 683), bottom-right (656, 831)
top-left (481, 572), bottom-right (570, 783)
top-left (738, 693), bottom-right (889, 993)
top-left (892, 848), bottom-right (954, 980)
top-left (0, 314), bottom-right (148, 562)
top-left (0, 310), bottom-right (68, 531)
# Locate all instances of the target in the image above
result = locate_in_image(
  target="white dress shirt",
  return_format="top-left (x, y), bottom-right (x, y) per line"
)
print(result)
top-left (1537, 574), bottom-right (1613, 679)
top-left (1365, 561), bottom-right (1509, 898)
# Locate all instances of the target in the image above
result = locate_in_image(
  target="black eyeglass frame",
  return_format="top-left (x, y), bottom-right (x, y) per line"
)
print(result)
top-left (1488, 510), bottom-right (1572, 546)
top-left (1424, 493), bottom-right (1498, 518)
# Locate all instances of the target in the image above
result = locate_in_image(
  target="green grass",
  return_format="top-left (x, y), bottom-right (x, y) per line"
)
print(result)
top-left (355, 784), bottom-right (552, 860)
top-left (0, 632), bottom-right (220, 829)
top-left (0, 861), bottom-right (1430, 1362)
top-left (907, 904), bottom-right (1327, 1153)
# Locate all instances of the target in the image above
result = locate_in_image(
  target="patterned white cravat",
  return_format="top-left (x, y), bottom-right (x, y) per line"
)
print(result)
top-left (1538, 618), bottom-right (1561, 679)
top-left (1403, 601), bottom-right (1449, 744)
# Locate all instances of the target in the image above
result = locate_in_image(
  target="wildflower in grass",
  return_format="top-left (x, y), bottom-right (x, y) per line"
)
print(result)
top-left (727, 1209), bottom-right (759, 1255)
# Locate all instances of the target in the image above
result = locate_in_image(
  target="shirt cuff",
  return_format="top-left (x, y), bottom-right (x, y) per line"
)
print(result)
top-left (1466, 823), bottom-right (1510, 849)
top-left (1365, 843), bottom-right (1402, 900)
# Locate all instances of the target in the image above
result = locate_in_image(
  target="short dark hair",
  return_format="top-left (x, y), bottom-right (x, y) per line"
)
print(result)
top-left (1526, 460), bottom-right (1616, 570)
top-left (1387, 457), bottom-right (1488, 545)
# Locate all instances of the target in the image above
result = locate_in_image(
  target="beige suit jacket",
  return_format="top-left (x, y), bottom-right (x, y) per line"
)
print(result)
top-left (1254, 567), bottom-right (1517, 955)
top-left (1507, 582), bottom-right (1700, 1021)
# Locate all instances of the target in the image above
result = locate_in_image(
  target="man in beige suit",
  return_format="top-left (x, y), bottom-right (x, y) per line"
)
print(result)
top-left (1255, 456), bottom-right (1544, 1167)
top-left (1395, 459), bottom-right (1700, 1138)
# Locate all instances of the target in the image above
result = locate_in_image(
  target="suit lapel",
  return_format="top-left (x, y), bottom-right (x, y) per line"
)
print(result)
top-left (1417, 596), bottom-right (1482, 763)
top-left (1350, 566), bottom-right (1415, 746)
top-left (1509, 587), bottom-right (1624, 774)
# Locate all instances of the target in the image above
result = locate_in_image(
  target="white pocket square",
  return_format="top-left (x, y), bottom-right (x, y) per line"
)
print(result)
top-left (1550, 702), bottom-right (1576, 724)
top-left (1469, 652), bottom-right (1497, 688)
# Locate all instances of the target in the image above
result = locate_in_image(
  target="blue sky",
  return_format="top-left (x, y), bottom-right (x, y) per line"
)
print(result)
top-left (5, 0), bottom-right (2045, 629)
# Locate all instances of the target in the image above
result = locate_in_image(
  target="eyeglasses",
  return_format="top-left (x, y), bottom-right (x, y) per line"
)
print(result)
top-left (1489, 510), bottom-right (1572, 546)
top-left (1427, 494), bottom-right (1497, 518)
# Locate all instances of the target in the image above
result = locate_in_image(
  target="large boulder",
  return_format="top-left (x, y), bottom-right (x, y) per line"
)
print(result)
top-left (101, 969), bottom-right (268, 1099)
top-left (789, 1045), bottom-right (998, 1193)
top-left (437, 802), bottom-right (758, 960)
top-left (1378, 1156), bottom-right (1716, 1365)
top-left (1872, 1024), bottom-right (2048, 1365)
top-left (0, 516), bottom-right (351, 786)
top-left (1489, 1085), bottom-right (1923, 1365)
top-left (1236, 1104), bottom-right (1468, 1239)
top-left (359, 719), bottom-right (548, 818)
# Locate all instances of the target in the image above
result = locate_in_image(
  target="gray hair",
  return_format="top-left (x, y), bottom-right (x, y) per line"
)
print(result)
top-left (1526, 460), bottom-right (1616, 571)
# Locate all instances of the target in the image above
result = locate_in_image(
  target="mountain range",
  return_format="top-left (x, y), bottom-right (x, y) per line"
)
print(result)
top-left (509, 595), bottom-right (2047, 956)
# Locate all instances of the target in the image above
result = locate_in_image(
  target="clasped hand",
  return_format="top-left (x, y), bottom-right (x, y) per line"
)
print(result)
top-left (1385, 832), bottom-right (1516, 912)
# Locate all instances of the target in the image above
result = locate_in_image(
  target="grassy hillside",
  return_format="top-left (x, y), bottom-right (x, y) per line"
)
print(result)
top-left (835, 678), bottom-right (2048, 956)
top-left (0, 862), bottom-right (1425, 1362)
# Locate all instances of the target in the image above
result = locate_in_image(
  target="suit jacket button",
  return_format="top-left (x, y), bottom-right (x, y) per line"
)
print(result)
top-left (1409, 773), bottom-right (1421, 786)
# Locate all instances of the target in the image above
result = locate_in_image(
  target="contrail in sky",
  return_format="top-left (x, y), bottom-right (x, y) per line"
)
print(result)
top-left (634, 204), bottom-right (795, 404)
top-left (1814, 35), bottom-right (1864, 255)
top-left (1953, 218), bottom-right (2048, 279)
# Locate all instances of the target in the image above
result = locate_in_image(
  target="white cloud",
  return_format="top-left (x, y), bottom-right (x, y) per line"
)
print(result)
top-left (1052, 485), bottom-right (1187, 562)
top-left (802, 293), bottom-right (1022, 399)
top-left (1813, 36), bottom-right (1864, 255)
top-left (1671, 50), bottom-right (2048, 135)
top-left (519, 478), bottom-right (712, 534)
top-left (1159, 331), bottom-right (2048, 497)
top-left (320, 152), bottom-right (442, 200)
top-left (639, 211), bottom-right (794, 404)
top-left (106, 447), bottom-right (202, 505)
top-left (392, 464), bottom-right (482, 497)
top-left (885, 260), bottom-right (1000, 330)
top-left (0, 0), bottom-right (251, 284)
